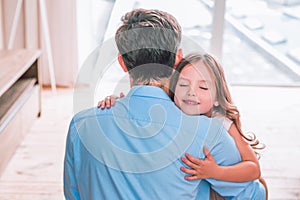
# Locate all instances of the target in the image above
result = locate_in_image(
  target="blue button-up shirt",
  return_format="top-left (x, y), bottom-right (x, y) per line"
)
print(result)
top-left (64, 86), bottom-right (265, 199)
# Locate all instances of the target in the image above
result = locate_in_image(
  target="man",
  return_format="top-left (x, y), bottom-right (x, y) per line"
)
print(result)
top-left (64, 9), bottom-right (265, 199)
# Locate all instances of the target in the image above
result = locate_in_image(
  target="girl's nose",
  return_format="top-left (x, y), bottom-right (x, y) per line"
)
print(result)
top-left (187, 86), bottom-right (196, 96)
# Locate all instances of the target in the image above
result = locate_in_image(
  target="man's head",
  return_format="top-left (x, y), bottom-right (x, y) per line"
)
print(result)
top-left (115, 8), bottom-right (182, 86)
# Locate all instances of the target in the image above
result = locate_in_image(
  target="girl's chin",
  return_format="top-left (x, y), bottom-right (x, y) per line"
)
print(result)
top-left (181, 110), bottom-right (200, 116)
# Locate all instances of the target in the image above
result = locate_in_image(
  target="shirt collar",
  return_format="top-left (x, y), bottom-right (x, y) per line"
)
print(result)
top-left (127, 85), bottom-right (172, 101)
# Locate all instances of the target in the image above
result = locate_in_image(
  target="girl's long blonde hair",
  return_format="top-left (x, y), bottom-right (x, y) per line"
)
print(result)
top-left (169, 53), bottom-right (265, 153)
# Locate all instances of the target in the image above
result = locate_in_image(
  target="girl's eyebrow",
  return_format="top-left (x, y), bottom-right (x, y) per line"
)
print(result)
top-left (178, 77), bottom-right (189, 81)
top-left (178, 77), bottom-right (209, 83)
top-left (198, 80), bottom-right (208, 83)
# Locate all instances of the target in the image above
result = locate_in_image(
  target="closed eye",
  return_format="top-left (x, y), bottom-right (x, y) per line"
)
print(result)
top-left (179, 84), bottom-right (189, 87)
top-left (199, 87), bottom-right (208, 90)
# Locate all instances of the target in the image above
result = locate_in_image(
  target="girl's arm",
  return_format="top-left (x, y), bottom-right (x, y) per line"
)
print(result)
top-left (180, 124), bottom-right (261, 182)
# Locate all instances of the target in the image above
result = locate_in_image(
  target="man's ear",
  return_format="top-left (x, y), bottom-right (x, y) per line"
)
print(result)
top-left (118, 54), bottom-right (128, 72)
top-left (174, 49), bottom-right (183, 69)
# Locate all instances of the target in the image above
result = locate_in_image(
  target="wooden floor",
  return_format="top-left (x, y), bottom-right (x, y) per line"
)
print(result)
top-left (0, 88), bottom-right (72, 199)
top-left (0, 86), bottom-right (299, 199)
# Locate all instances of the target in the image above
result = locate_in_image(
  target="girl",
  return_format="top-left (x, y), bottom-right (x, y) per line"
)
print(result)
top-left (169, 53), bottom-right (267, 199)
top-left (98, 53), bottom-right (267, 199)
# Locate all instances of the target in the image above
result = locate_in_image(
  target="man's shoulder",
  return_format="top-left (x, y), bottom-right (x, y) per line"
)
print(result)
top-left (72, 106), bottom-right (112, 122)
top-left (189, 115), bottom-right (228, 147)
top-left (68, 107), bottom-right (113, 140)
top-left (183, 115), bottom-right (223, 130)
top-left (73, 107), bottom-right (97, 122)
top-left (179, 114), bottom-right (224, 137)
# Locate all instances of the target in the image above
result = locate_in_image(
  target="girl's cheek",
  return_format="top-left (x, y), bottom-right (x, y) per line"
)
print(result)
top-left (175, 89), bottom-right (184, 97)
top-left (174, 97), bottom-right (180, 107)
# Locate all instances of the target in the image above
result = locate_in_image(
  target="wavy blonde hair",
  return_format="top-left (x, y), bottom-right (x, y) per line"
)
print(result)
top-left (169, 53), bottom-right (265, 153)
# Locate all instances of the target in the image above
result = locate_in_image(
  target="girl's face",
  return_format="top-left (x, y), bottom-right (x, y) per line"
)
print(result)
top-left (174, 61), bottom-right (217, 116)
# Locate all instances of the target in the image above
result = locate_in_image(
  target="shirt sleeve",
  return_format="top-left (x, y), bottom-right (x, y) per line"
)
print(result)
top-left (63, 119), bottom-right (80, 200)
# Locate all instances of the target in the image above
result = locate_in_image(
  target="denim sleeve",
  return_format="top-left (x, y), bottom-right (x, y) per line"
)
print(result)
top-left (63, 119), bottom-right (80, 200)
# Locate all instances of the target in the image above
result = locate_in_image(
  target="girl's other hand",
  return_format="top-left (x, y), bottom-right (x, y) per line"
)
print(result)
top-left (180, 147), bottom-right (220, 180)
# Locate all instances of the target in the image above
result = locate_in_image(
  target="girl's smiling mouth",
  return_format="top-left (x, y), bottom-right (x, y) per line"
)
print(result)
top-left (182, 99), bottom-right (200, 105)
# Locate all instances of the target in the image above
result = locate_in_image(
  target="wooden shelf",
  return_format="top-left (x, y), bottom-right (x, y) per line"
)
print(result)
top-left (0, 49), bottom-right (41, 176)
top-left (0, 50), bottom-right (41, 97)
top-left (0, 78), bottom-right (37, 131)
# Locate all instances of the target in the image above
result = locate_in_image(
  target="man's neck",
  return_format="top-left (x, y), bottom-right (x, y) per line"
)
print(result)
top-left (131, 78), bottom-right (170, 95)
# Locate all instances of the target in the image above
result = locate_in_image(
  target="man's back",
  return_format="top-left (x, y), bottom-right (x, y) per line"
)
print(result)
top-left (64, 86), bottom-right (250, 199)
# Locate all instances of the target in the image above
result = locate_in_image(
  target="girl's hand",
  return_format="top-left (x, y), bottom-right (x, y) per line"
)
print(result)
top-left (180, 147), bottom-right (220, 180)
top-left (97, 92), bottom-right (125, 110)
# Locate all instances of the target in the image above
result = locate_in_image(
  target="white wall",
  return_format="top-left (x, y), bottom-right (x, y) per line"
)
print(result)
top-left (0, 0), bottom-right (79, 87)
top-left (76, 0), bottom-right (115, 68)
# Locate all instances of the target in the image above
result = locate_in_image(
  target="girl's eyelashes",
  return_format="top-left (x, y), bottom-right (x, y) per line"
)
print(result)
top-left (199, 82), bottom-right (209, 90)
top-left (178, 80), bottom-right (189, 87)
top-left (199, 86), bottom-right (208, 90)
top-left (179, 84), bottom-right (189, 87)
top-left (177, 78), bottom-right (210, 90)
top-left (178, 83), bottom-right (208, 90)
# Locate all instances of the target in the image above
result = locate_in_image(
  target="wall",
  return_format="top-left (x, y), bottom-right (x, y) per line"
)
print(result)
top-left (76, 0), bottom-right (115, 68)
top-left (0, 0), bottom-right (78, 87)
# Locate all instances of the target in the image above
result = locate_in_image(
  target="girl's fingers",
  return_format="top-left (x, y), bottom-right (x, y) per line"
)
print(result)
top-left (101, 100), bottom-right (106, 109)
top-left (98, 94), bottom-right (123, 109)
top-left (110, 95), bottom-right (119, 106)
top-left (97, 100), bottom-right (105, 109)
top-left (110, 98), bottom-right (115, 106)
top-left (105, 96), bottom-right (111, 108)
top-left (184, 175), bottom-right (200, 181)
top-left (185, 153), bottom-right (203, 165)
top-left (180, 167), bottom-right (196, 175)
top-left (181, 156), bottom-right (199, 169)
top-left (203, 146), bottom-right (213, 160)
top-left (180, 167), bottom-right (202, 180)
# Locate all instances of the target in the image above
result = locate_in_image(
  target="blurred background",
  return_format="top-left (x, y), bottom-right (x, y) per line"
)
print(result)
top-left (0, 0), bottom-right (300, 199)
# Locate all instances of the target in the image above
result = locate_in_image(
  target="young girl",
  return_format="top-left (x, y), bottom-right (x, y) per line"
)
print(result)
top-left (98, 53), bottom-right (267, 199)
top-left (169, 53), bottom-right (267, 198)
